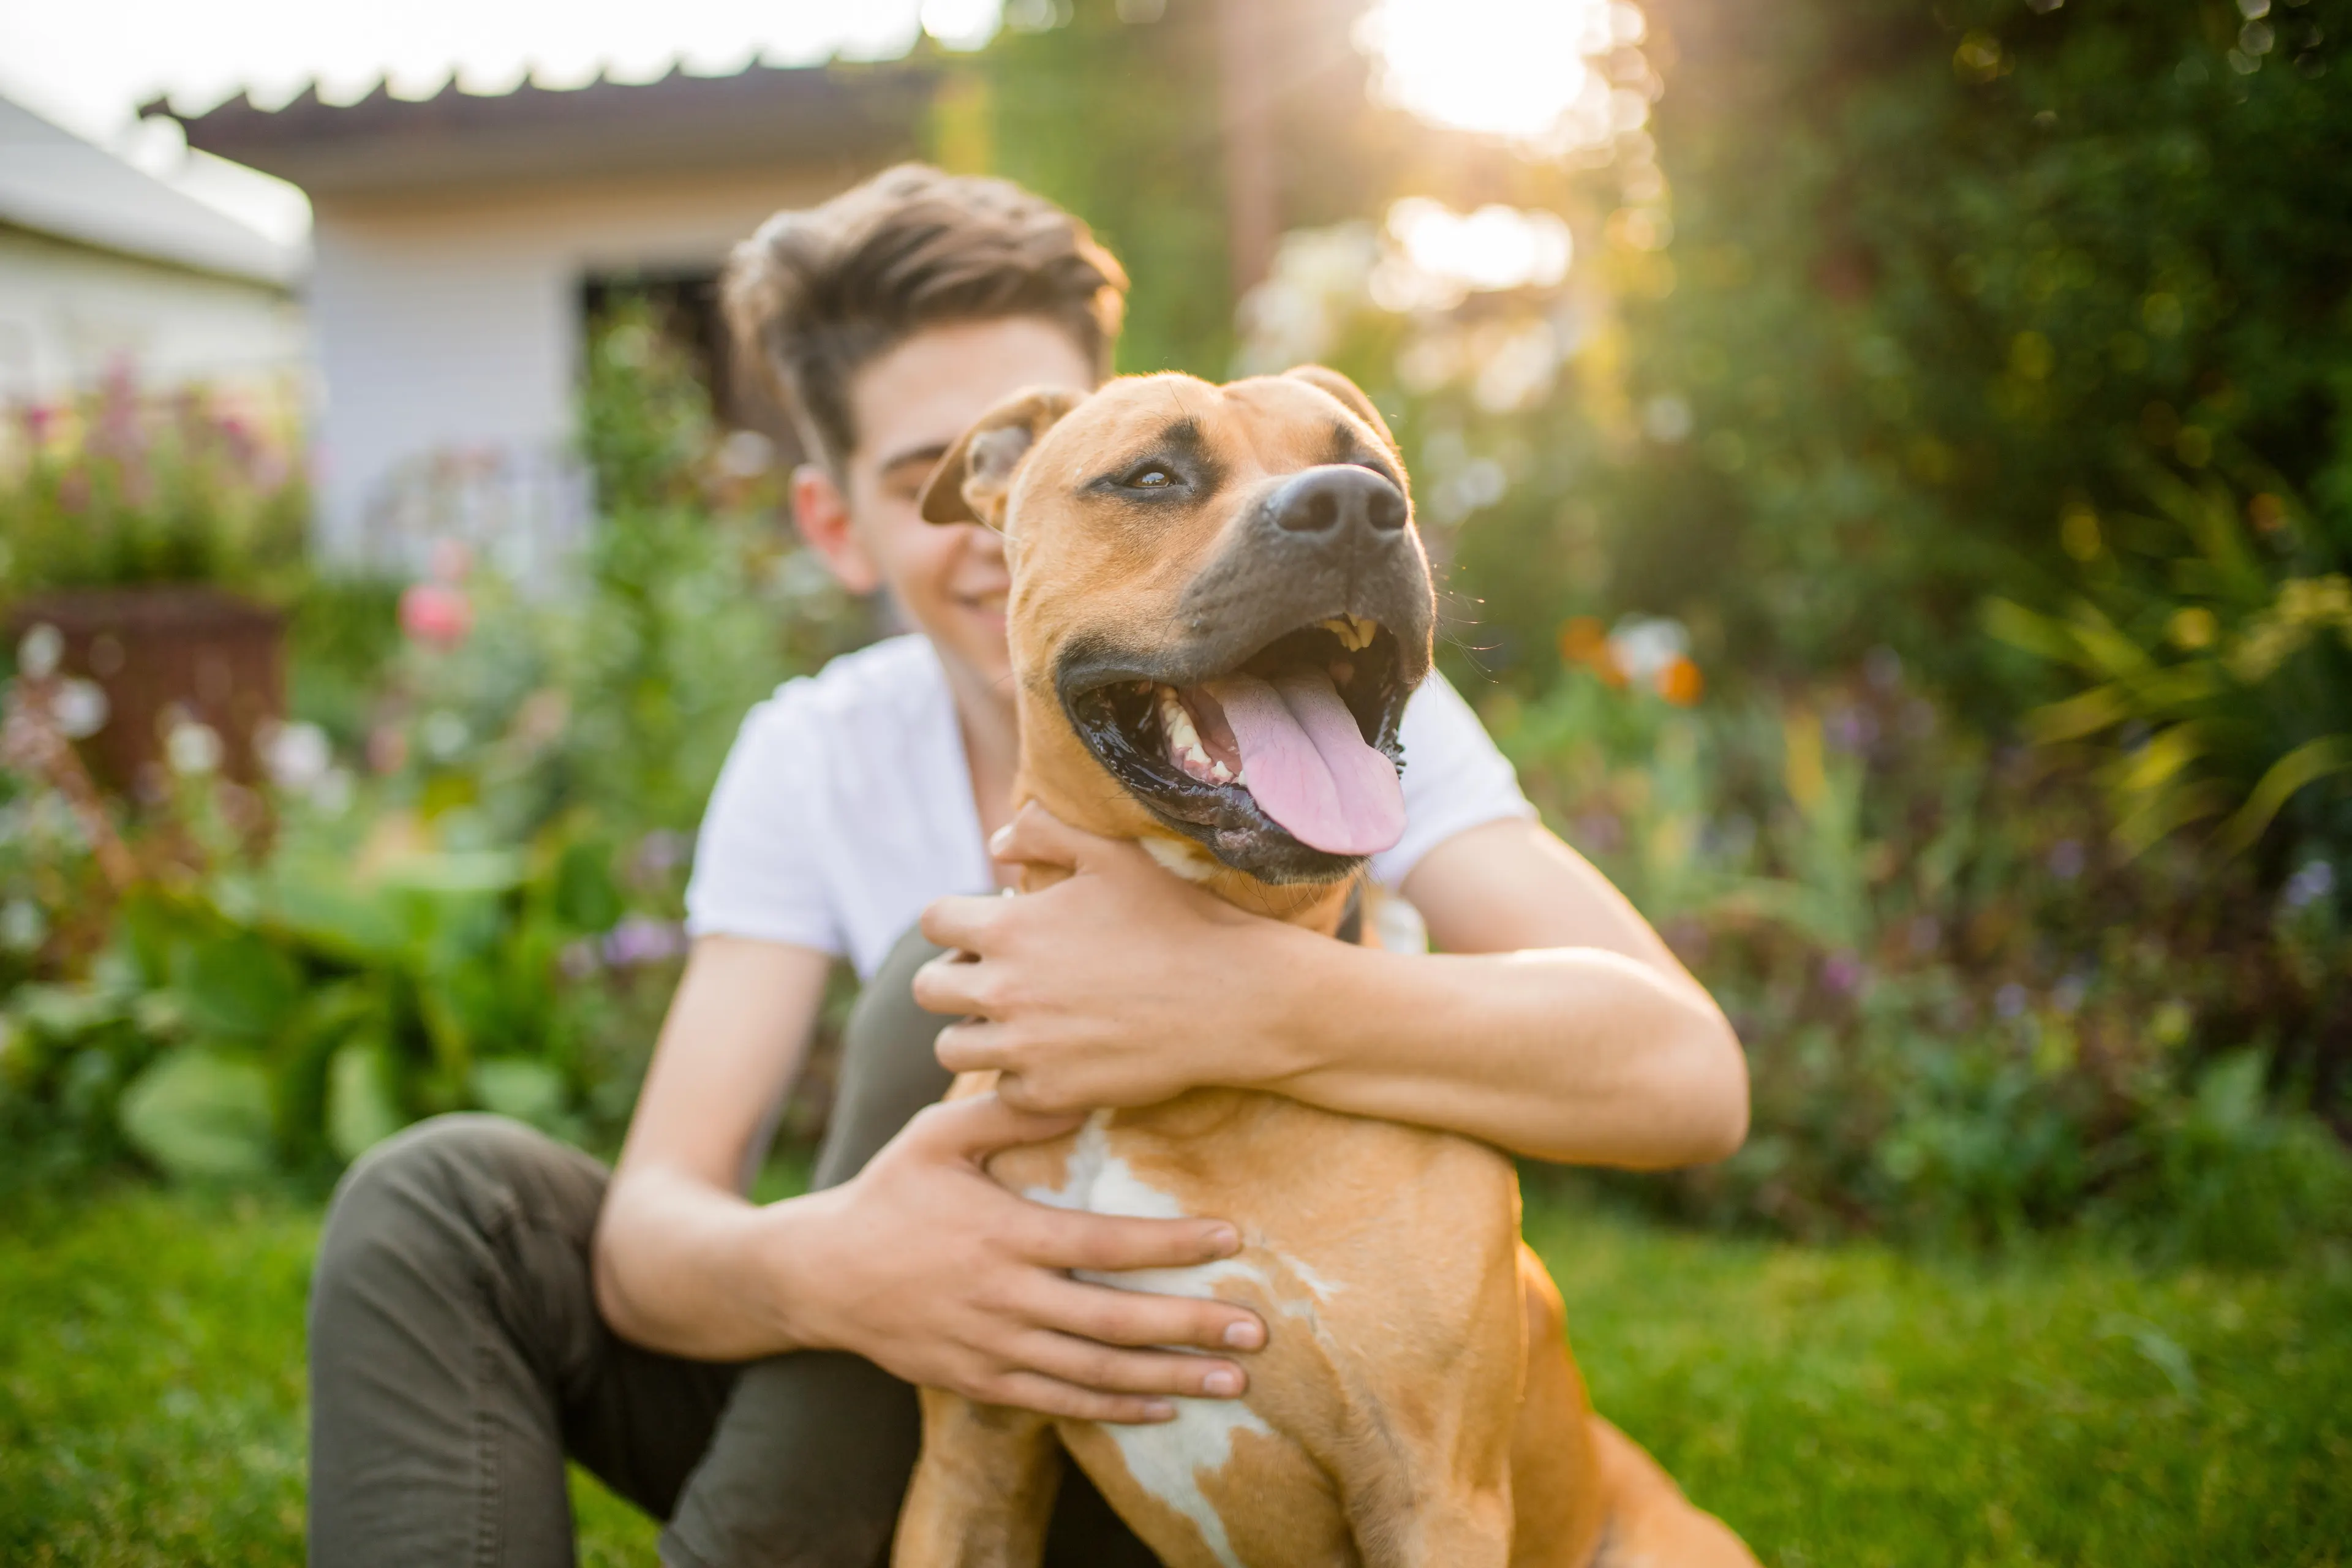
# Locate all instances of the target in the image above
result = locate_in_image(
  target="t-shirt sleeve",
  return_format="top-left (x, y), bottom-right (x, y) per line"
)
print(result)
top-left (1369, 669), bottom-right (1539, 888)
top-left (682, 685), bottom-right (844, 955)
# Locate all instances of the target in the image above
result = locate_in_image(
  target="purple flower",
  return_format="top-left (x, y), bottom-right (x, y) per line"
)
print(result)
top-left (2283, 859), bottom-right (2336, 911)
top-left (601, 916), bottom-right (686, 970)
top-left (1996, 982), bottom-right (2029, 1020)
top-left (1822, 950), bottom-right (1868, 996)
top-left (628, 830), bottom-right (692, 887)
top-left (2046, 839), bottom-right (2086, 880)
top-left (1826, 706), bottom-right (1879, 753)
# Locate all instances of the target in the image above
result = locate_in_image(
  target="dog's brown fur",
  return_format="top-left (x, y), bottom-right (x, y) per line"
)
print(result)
top-left (892, 368), bottom-right (1755, 1567)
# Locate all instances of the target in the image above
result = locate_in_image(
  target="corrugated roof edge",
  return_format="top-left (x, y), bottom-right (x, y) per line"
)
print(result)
top-left (143, 57), bottom-right (938, 198)
top-left (0, 94), bottom-right (301, 287)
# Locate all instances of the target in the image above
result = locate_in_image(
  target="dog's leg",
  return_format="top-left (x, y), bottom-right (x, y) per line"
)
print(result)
top-left (1360, 1489), bottom-right (1515, 1568)
top-left (1509, 1245), bottom-right (1609, 1567)
top-left (892, 1389), bottom-right (1063, 1568)
top-left (1585, 1417), bottom-right (1759, 1568)
top-left (1345, 1246), bottom-right (1531, 1568)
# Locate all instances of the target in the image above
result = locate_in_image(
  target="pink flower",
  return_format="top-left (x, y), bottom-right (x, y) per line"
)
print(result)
top-left (399, 582), bottom-right (472, 648)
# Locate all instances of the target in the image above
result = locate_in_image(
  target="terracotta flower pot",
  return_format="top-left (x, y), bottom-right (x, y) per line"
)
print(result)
top-left (5, 586), bottom-right (286, 799)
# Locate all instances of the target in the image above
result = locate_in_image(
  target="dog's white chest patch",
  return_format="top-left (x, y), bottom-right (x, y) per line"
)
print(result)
top-left (1023, 1113), bottom-right (1273, 1568)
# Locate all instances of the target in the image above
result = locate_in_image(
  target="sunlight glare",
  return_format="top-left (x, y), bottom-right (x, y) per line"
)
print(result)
top-left (1358, 0), bottom-right (1646, 153)
top-left (1390, 198), bottom-right (1571, 295)
top-left (920, 0), bottom-right (1002, 52)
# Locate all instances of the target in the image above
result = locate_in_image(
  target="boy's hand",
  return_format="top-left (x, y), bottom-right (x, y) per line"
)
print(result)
top-left (915, 805), bottom-right (1312, 1114)
top-left (776, 1093), bottom-right (1265, 1423)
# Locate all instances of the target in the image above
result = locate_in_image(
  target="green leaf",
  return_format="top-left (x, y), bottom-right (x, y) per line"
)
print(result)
top-left (261, 864), bottom-right (405, 962)
top-left (172, 929), bottom-right (304, 1042)
top-left (377, 851), bottom-right (526, 898)
top-left (2067, 603), bottom-right (2157, 682)
top-left (118, 1047), bottom-right (276, 1182)
top-left (469, 1057), bottom-right (568, 1132)
top-left (8, 984), bottom-right (124, 1041)
top-left (326, 1041), bottom-right (409, 1163)
top-left (1982, 597), bottom-right (2076, 663)
top-left (552, 839), bottom-right (624, 932)
top-left (2025, 684), bottom-right (2127, 744)
top-left (2219, 734), bottom-right (2352, 853)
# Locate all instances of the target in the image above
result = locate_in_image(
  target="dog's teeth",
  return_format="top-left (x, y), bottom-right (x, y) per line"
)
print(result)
top-left (1209, 760), bottom-right (1233, 784)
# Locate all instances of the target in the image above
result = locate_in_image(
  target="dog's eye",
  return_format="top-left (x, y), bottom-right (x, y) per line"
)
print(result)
top-left (1122, 464), bottom-right (1177, 490)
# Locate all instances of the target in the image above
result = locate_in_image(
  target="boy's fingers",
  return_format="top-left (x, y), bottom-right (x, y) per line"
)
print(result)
top-left (903, 1094), bottom-right (1081, 1161)
top-left (1009, 1330), bottom-right (1249, 1402)
top-left (989, 802), bottom-right (1141, 875)
top-left (932, 1018), bottom-right (1012, 1076)
top-left (978, 1371), bottom-right (1175, 1426)
top-left (1025, 1275), bottom-right (1267, 1355)
top-left (911, 954), bottom-right (987, 1019)
top-left (918, 895), bottom-right (1004, 956)
top-left (1016, 1204), bottom-right (1241, 1273)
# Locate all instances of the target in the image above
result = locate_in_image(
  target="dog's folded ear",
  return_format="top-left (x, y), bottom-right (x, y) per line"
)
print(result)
top-left (1284, 364), bottom-right (1399, 458)
top-left (919, 386), bottom-right (1085, 530)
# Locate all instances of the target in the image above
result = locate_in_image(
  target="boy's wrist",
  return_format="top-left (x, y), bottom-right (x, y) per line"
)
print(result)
top-left (752, 1185), bottom-right (855, 1357)
top-left (1191, 915), bottom-right (1351, 1097)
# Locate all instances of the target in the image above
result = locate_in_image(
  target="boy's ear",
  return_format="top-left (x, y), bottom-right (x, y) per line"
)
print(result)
top-left (1284, 364), bottom-right (1399, 457)
top-left (919, 386), bottom-right (1085, 530)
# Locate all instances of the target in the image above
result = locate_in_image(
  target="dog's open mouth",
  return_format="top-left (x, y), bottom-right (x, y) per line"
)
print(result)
top-left (1065, 614), bottom-right (1412, 877)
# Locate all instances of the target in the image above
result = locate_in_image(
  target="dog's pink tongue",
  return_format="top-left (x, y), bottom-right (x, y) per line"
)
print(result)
top-left (1202, 670), bottom-right (1404, 856)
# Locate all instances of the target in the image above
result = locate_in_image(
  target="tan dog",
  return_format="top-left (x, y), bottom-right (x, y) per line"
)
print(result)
top-left (896, 366), bottom-right (1756, 1568)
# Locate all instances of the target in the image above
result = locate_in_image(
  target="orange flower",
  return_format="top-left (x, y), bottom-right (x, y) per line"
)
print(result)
top-left (1558, 615), bottom-right (1607, 662)
top-left (1557, 616), bottom-right (1624, 685)
top-left (1658, 655), bottom-right (1705, 706)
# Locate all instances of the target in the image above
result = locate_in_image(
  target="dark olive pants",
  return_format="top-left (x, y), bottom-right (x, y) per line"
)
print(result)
top-left (308, 926), bottom-right (1158, 1567)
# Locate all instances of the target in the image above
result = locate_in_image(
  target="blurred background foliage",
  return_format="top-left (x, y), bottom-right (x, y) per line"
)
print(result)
top-left (1, 0), bottom-right (2346, 1259)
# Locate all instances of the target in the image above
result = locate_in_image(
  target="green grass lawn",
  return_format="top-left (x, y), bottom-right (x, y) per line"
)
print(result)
top-left (3, 1183), bottom-right (2346, 1566)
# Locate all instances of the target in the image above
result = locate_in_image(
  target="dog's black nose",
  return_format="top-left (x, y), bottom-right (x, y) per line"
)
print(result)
top-left (1269, 466), bottom-right (1409, 536)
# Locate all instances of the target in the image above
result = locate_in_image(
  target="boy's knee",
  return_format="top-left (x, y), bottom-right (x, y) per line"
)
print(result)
top-left (317, 1114), bottom-right (601, 1298)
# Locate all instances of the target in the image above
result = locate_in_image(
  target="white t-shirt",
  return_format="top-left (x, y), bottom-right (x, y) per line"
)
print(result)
top-left (683, 634), bottom-right (1536, 979)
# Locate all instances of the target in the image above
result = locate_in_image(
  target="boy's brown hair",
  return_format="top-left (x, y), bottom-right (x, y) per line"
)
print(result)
top-left (724, 163), bottom-right (1128, 475)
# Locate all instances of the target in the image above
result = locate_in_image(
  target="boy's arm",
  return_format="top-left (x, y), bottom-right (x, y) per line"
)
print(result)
top-left (591, 935), bottom-right (829, 1357)
top-left (592, 935), bottom-right (1269, 1422)
top-left (914, 811), bottom-right (1748, 1169)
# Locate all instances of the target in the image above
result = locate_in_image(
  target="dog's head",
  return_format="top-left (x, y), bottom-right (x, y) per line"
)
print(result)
top-left (921, 366), bottom-right (1433, 908)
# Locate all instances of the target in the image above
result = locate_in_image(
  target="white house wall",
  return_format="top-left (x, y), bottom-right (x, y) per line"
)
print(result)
top-left (308, 168), bottom-right (835, 573)
top-left (0, 227), bottom-right (303, 405)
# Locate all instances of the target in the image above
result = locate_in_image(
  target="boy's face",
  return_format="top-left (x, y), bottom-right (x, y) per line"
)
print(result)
top-left (794, 316), bottom-right (1098, 692)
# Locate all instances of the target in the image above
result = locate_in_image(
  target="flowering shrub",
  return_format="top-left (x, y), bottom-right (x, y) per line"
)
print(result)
top-left (0, 304), bottom-right (862, 1186)
top-left (1489, 657), bottom-right (2350, 1256)
top-left (0, 372), bottom-right (307, 597)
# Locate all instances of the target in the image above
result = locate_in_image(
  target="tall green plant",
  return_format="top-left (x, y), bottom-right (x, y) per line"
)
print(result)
top-left (1989, 469), bottom-right (2351, 867)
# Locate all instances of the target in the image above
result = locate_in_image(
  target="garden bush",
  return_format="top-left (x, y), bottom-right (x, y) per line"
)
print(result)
top-left (0, 372), bottom-right (308, 599)
top-left (1482, 660), bottom-right (2350, 1254)
top-left (0, 304), bottom-right (861, 1189)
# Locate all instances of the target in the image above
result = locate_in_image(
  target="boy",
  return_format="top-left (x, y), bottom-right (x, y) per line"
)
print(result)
top-left (309, 165), bottom-right (1747, 1568)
